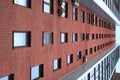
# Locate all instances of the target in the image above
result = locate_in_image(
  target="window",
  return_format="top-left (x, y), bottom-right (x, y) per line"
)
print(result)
top-left (81, 10), bottom-right (85, 23)
top-left (102, 20), bottom-right (104, 27)
top-left (58, 0), bottom-right (68, 18)
top-left (72, 33), bottom-right (78, 42)
top-left (13, 31), bottom-right (31, 48)
top-left (60, 32), bottom-right (68, 43)
top-left (72, 7), bottom-right (78, 20)
top-left (94, 46), bottom-right (96, 52)
top-left (67, 54), bottom-right (73, 64)
top-left (95, 16), bottom-right (98, 26)
top-left (99, 19), bottom-right (101, 27)
top-left (87, 13), bottom-right (90, 24)
top-left (31, 64), bottom-right (44, 80)
top-left (43, 0), bottom-right (53, 14)
top-left (43, 32), bottom-right (53, 45)
top-left (14, 0), bottom-right (31, 8)
top-left (0, 74), bottom-right (14, 80)
top-left (86, 33), bottom-right (90, 40)
top-left (77, 51), bottom-right (82, 60)
top-left (53, 58), bottom-right (61, 71)
top-left (92, 33), bottom-right (94, 39)
top-left (99, 34), bottom-right (101, 39)
top-left (90, 48), bottom-right (92, 54)
top-left (84, 49), bottom-right (88, 56)
top-left (94, 68), bottom-right (96, 80)
top-left (88, 73), bottom-right (90, 80)
top-left (97, 45), bottom-right (99, 50)
top-left (81, 33), bottom-right (85, 41)
top-left (91, 12), bottom-right (94, 25)
top-left (96, 34), bottom-right (98, 39)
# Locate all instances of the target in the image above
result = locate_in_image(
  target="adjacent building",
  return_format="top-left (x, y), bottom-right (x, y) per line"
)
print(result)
top-left (0, 0), bottom-right (120, 80)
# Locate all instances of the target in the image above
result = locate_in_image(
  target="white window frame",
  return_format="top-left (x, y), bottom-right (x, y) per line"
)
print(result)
top-left (13, 31), bottom-right (30, 48)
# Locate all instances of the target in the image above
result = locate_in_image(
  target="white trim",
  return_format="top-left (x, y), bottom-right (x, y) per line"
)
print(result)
top-left (77, 45), bottom-right (119, 80)
top-left (93, 0), bottom-right (120, 26)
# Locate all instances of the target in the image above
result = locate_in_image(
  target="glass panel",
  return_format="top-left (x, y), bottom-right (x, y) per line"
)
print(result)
top-left (77, 52), bottom-right (79, 59)
top-left (43, 32), bottom-right (52, 45)
top-left (14, 0), bottom-right (27, 7)
top-left (61, 2), bottom-right (65, 9)
top-left (61, 13), bottom-right (65, 17)
top-left (44, 0), bottom-right (50, 3)
top-left (14, 32), bottom-right (26, 47)
top-left (61, 33), bottom-right (65, 42)
top-left (73, 14), bottom-right (76, 20)
top-left (31, 66), bottom-right (39, 80)
top-left (73, 33), bottom-right (75, 41)
top-left (44, 4), bottom-right (50, 13)
top-left (73, 7), bottom-right (75, 13)
top-left (0, 76), bottom-right (8, 80)
top-left (53, 59), bottom-right (58, 70)
top-left (67, 55), bottom-right (70, 64)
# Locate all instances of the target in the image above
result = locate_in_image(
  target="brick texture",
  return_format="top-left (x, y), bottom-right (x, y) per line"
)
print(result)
top-left (0, 0), bottom-right (115, 80)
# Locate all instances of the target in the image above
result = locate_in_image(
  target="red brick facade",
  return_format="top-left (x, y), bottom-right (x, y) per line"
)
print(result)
top-left (0, 0), bottom-right (115, 80)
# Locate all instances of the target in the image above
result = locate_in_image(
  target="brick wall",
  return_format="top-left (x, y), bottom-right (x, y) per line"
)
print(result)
top-left (0, 0), bottom-right (115, 80)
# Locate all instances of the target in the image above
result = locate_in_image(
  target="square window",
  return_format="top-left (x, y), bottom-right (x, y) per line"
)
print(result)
top-left (31, 64), bottom-right (43, 80)
top-left (60, 32), bottom-right (68, 43)
top-left (43, 0), bottom-right (53, 14)
top-left (77, 51), bottom-right (81, 60)
top-left (67, 54), bottom-right (73, 64)
top-left (13, 31), bottom-right (31, 48)
top-left (14, 0), bottom-right (31, 8)
top-left (53, 58), bottom-right (61, 71)
top-left (72, 33), bottom-right (78, 42)
top-left (44, 4), bottom-right (50, 13)
top-left (43, 32), bottom-right (53, 45)
top-left (0, 74), bottom-right (14, 80)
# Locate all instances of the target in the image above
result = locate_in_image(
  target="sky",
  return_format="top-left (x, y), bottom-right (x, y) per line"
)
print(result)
top-left (116, 26), bottom-right (120, 73)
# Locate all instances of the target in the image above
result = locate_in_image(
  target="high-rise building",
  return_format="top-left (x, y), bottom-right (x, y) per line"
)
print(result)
top-left (0, 0), bottom-right (120, 80)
